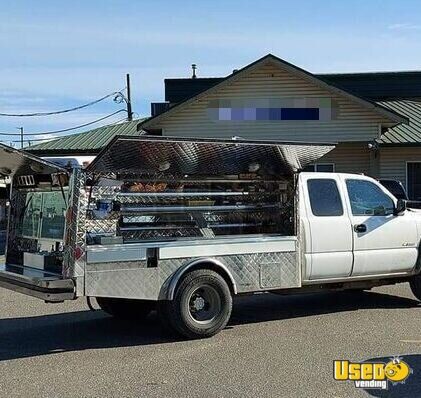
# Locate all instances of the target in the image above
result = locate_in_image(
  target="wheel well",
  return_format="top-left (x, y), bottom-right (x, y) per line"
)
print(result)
top-left (166, 259), bottom-right (237, 300)
top-left (415, 241), bottom-right (421, 274)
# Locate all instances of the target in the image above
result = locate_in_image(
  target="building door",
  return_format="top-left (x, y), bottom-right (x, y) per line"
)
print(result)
top-left (407, 162), bottom-right (421, 200)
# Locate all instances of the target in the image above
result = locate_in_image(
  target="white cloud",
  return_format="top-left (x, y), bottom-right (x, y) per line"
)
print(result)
top-left (33, 133), bottom-right (58, 141)
top-left (388, 23), bottom-right (421, 30)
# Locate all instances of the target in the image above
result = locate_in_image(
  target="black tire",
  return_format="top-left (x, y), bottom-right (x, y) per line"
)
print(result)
top-left (160, 269), bottom-right (233, 339)
top-left (410, 274), bottom-right (421, 301)
top-left (96, 297), bottom-right (154, 320)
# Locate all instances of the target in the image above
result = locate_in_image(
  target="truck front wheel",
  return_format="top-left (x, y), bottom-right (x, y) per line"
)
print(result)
top-left (96, 297), bottom-right (154, 320)
top-left (160, 269), bottom-right (233, 339)
top-left (409, 274), bottom-right (421, 301)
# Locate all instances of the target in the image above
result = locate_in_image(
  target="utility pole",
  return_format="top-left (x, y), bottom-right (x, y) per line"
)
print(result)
top-left (17, 127), bottom-right (24, 149)
top-left (126, 73), bottom-right (133, 121)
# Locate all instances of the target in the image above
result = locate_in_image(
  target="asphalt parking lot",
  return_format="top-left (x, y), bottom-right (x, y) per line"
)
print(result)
top-left (0, 283), bottom-right (420, 398)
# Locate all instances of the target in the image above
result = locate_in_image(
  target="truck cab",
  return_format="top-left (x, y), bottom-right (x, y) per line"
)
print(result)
top-left (300, 172), bottom-right (421, 281)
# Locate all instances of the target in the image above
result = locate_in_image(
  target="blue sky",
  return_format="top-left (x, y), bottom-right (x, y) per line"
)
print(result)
top-left (1, 0), bottom-right (421, 146)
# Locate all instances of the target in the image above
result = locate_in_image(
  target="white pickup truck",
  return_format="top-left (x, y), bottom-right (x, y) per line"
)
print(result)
top-left (0, 136), bottom-right (421, 339)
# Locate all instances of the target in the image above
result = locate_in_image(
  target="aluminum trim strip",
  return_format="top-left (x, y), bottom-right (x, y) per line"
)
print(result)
top-left (87, 246), bottom-right (147, 264)
top-left (159, 240), bottom-right (296, 259)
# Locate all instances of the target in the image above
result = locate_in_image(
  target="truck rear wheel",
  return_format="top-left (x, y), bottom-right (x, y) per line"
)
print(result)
top-left (160, 269), bottom-right (233, 339)
top-left (96, 297), bottom-right (154, 320)
top-left (409, 274), bottom-right (421, 301)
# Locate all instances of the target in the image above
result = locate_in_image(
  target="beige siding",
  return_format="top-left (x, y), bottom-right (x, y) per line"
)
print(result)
top-left (379, 147), bottom-right (421, 189)
top-left (153, 61), bottom-right (391, 142)
top-left (318, 143), bottom-right (371, 174)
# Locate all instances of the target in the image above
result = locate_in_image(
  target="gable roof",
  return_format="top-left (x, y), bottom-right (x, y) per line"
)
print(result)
top-left (141, 54), bottom-right (408, 129)
top-left (26, 118), bottom-right (146, 156)
top-left (376, 100), bottom-right (421, 145)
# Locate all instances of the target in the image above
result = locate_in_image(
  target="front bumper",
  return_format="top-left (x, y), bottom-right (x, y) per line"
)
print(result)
top-left (0, 264), bottom-right (75, 302)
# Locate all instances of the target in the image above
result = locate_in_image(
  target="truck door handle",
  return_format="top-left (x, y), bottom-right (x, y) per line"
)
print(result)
top-left (354, 224), bottom-right (367, 233)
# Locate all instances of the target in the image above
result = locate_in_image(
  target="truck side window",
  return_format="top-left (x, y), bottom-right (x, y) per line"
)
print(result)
top-left (346, 179), bottom-right (394, 216)
top-left (307, 179), bottom-right (343, 216)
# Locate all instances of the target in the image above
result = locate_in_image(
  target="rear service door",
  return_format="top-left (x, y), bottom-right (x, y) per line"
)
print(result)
top-left (301, 173), bottom-right (353, 279)
top-left (342, 176), bottom-right (418, 276)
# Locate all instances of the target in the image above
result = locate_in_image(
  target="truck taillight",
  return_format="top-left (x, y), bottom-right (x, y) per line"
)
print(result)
top-left (64, 208), bottom-right (73, 244)
top-left (65, 207), bottom-right (73, 223)
top-left (75, 246), bottom-right (83, 260)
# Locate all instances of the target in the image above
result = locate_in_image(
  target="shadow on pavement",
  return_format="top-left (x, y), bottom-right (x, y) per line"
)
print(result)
top-left (228, 289), bottom-right (419, 326)
top-left (363, 354), bottom-right (421, 398)
top-left (0, 290), bottom-right (418, 361)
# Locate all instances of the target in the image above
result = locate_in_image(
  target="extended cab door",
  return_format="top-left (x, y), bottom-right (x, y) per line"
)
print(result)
top-left (300, 173), bottom-right (353, 279)
top-left (342, 175), bottom-right (418, 276)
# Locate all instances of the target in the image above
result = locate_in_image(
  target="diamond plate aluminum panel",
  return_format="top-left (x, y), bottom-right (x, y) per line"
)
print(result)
top-left (86, 267), bottom-right (159, 300)
top-left (85, 250), bottom-right (299, 300)
top-left (260, 263), bottom-right (283, 288)
top-left (88, 136), bottom-right (335, 176)
top-left (63, 168), bottom-right (87, 282)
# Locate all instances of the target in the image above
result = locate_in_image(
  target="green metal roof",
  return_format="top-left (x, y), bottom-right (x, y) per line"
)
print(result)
top-left (27, 118), bottom-right (145, 155)
top-left (377, 100), bottom-right (421, 145)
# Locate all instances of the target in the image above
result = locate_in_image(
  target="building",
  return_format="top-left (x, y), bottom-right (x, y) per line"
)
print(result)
top-left (140, 54), bottom-right (421, 199)
top-left (27, 118), bottom-right (145, 163)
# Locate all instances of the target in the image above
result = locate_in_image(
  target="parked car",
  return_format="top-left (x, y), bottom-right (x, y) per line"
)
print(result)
top-left (1, 137), bottom-right (421, 339)
top-left (379, 178), bottom-right (421, 209)
top-left (379, 179), bottom-right (408, 200)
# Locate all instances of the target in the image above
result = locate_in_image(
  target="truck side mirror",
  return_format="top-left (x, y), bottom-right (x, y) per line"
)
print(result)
top-left (394, 198), bottom-right (407, 215)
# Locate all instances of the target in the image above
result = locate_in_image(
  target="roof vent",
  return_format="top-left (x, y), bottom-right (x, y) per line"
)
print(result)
top-left (192, 64), bottom-right (197, 79)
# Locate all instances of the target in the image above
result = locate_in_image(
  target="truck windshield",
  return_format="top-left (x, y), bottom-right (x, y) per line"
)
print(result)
top-left (20, 191), bottom-right (66, 240)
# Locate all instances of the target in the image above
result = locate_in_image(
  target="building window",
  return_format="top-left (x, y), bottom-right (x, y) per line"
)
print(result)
top-left (303, 163), bottom-right (335, 172)
top-left (407, 162), bottom-right (421, 200)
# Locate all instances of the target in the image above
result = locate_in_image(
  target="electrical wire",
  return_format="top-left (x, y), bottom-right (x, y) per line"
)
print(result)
top-left (10, 114), bottom-right (131, 144)
top-left (0, 90), bottom-right (125, 117)
top-left (0, 109), bottom-right (126, 138)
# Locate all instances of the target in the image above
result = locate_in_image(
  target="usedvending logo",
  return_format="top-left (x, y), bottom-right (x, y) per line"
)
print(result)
top-left (334, 357), bottom-right (412, 390)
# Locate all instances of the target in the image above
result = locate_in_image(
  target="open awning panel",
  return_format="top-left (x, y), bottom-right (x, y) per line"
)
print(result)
top-left (0, 143), bottom-right (65, 177)
top-left (88, 136), bottom-right (336, 177)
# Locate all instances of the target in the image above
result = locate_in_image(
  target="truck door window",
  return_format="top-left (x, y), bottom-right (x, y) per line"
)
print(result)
top-left (346, 180), bottom-right (394, 216)
top-left (307, 179), bottom-right (343, 216)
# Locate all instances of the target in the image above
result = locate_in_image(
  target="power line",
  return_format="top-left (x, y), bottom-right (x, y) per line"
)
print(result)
top-left (31, 115), bottom-right (131, 142)
top-left (0, 90), bottom-right (124, 117)
top-left (0, 109), bottom-right (126, 137)
top-left (4, 115), bottom-right (132, 147)
top-left (11, 113), bottom-right (130, 144)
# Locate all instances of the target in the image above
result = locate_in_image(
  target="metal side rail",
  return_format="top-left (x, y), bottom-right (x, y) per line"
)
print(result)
top-left (0, 264), bottom-right (75, 302)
